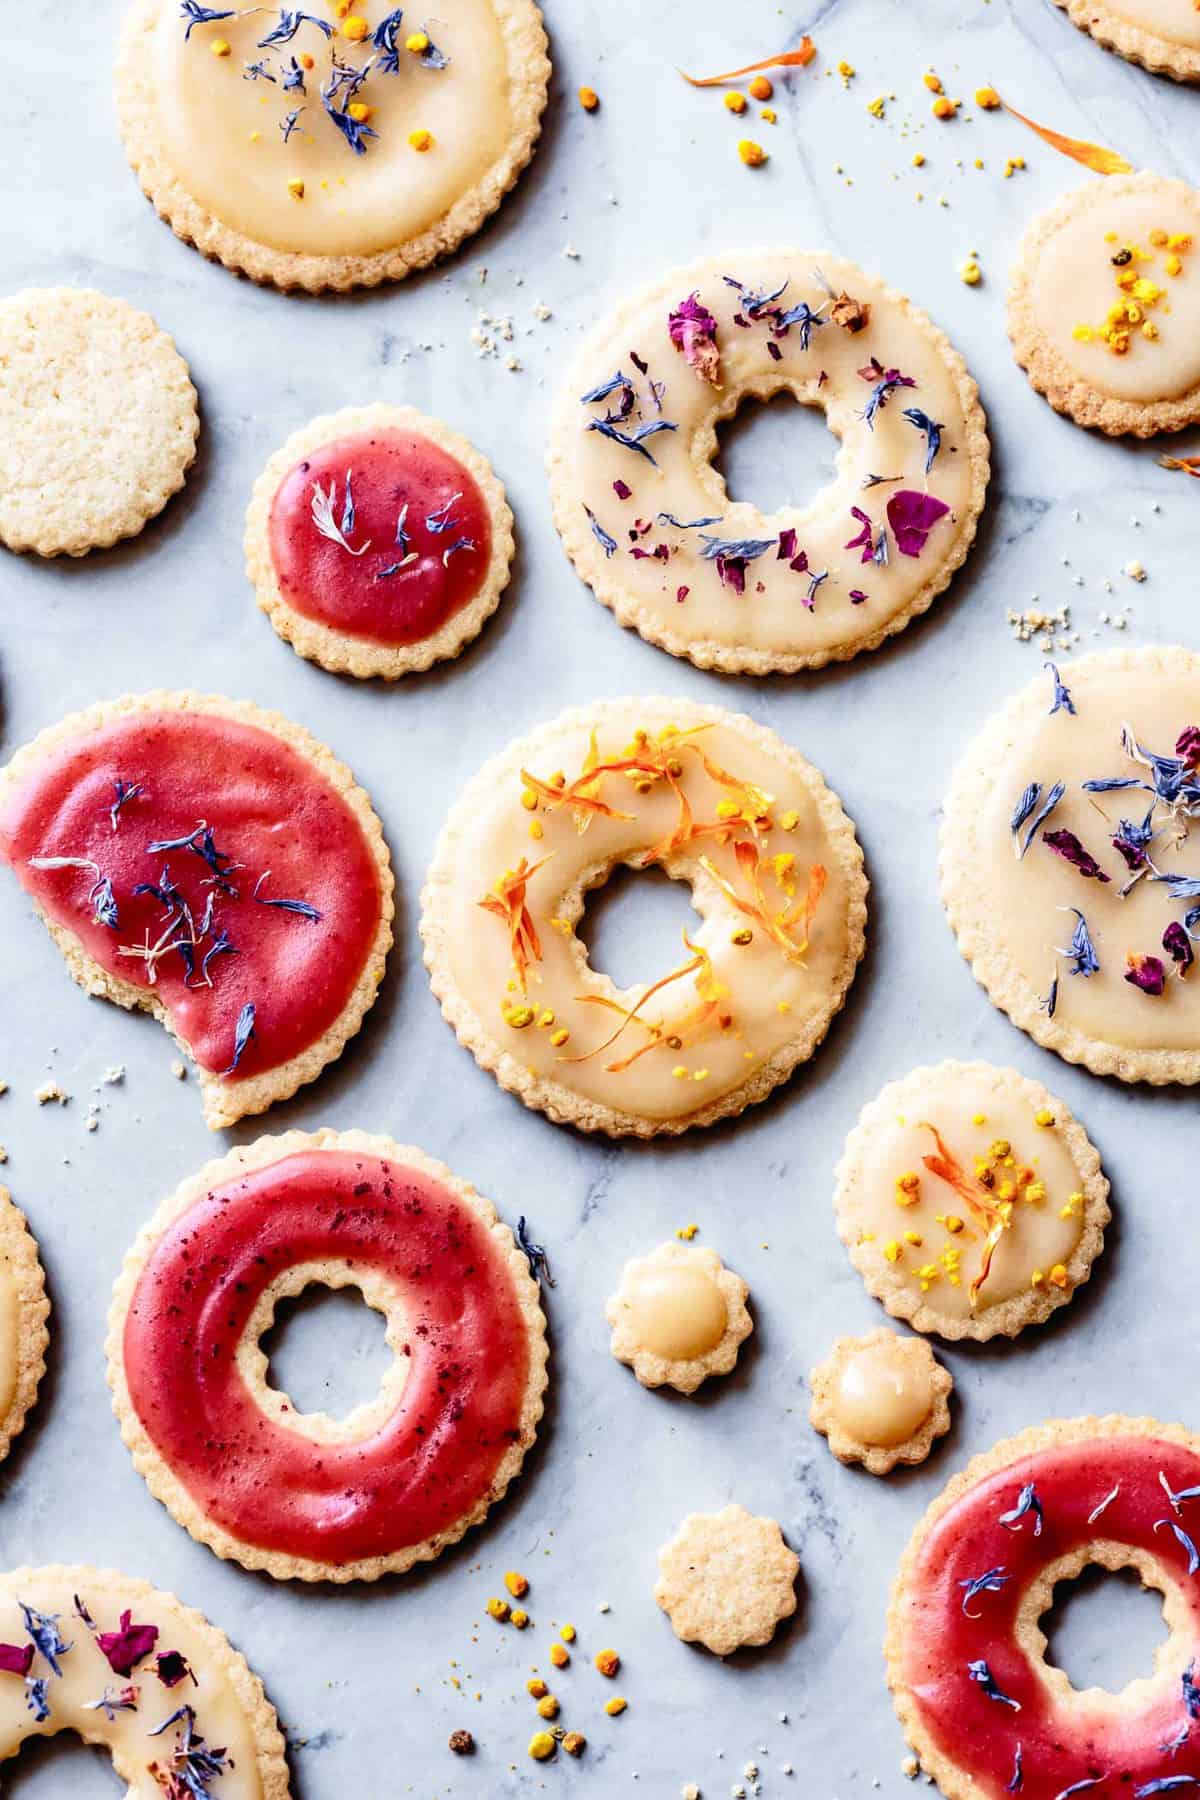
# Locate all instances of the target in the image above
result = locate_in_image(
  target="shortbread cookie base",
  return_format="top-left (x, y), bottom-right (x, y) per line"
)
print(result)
top-left (0, 1190), bottom-right (49, 1464)
top-left (655, 1503), bottom-right (799, 1656)
top-left (1054, 0), bottom-right (1200, 80)
top-left (808, 1330), bottom-right (952, 1475)
top-left (605, 1242), bottom-right (752, 1395)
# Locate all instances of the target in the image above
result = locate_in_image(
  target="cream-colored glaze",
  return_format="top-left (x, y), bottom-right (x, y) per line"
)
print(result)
top-left (440, 705), bottom-right (856, 1121)
top-left (152, 3), bottom-right (513, 256)
top-left (0, 1270), bottom-right (17, 1424)
top-left (833, 1342), bottom-right (933, 1446)
top-left (840, 1069), bottom-right (1086, 1320)
top-left (1030, 188), bottom-right (1200, 401)
top-left (628, 1265), bottom-right (727, 1361)
top-left (1101, 0), bottom-right (1200, 48)
top-left (559, 251), bottom-right (980, 660)
top-left (981, 661), bottom-right (1200, 1052)
top-left (0, 1572), bottom-right (264, 1794)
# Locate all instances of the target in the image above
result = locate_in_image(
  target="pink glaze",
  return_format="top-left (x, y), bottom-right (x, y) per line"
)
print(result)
top-left (122, 1150), bottom-right (533, 1565)
top-left (267, 427), bottom-right (493, 646)
top-left (0, 710), bottom-right (382, 1080)
top-left (901, 1434), bottom-right (1200, 1797)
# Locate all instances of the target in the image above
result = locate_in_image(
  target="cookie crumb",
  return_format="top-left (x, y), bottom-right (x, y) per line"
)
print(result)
top-left (35, 1082), bottom-right (68, 1107)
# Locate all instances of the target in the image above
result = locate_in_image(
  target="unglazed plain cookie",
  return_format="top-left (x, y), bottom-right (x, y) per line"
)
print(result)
top-left (0, 692), bottom-right (394, 1129)
top-left (1009, 173), bottom-right (1200, 436)
top-left (547, 249), bottom-right (989, 673)
top-left (655, 1504), bottom-right (799, 1655)
top-left (809, 1329), bottom-right (952, 1475)
top-left (0, 1565), bottom-right (288, 1793)
top-left (834, 1062), bottom-right (1110, 1339)
top-left (108, 1130), bottom-right (548, 1582)
top-left (245, 403), bottom-right (514, 677)
top-left (1055, 0), bottom-right (1200, 80)
top-left (421, 697), bottom-right (868, 1136)
top-left (0, 1189), bottom-right (49, 1464)
top-left (887, 1416), bottom-right (1200, 1800)
top-left (0, 288), bottom-right (198, 557)
top-left (116, 0), bottom-right (550, 292)
top-left (605, 1241), bottom-right (752, 1394)
top-left (941, 647), bottom-right (1200, 1084)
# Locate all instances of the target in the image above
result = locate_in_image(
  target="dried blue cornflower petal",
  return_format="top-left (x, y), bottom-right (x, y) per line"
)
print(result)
top-left (958, 1566), bottom-right (1010, 1618)
top-left (858, 357), bottom-right (916, 427)
top-left (180, 1), bottom-right (234, 37)
top-left (1056, 907), bottom-right (1099, 977)
top-left (1055, 1782), bottom-right (1107, 1799)
top-left (999, 1482), bottom-right (1043, 1536)
top-left (109, 780), bottom-right (142, 832)
top-left (1136, 1778), bottom-right (1200, 1794)
top-left (587, 418), bottom-right (677, 466)
top-left (18, 1604), bottom-right (70, 1677)
top-left (372, 6), bottom-right (405, 71)
top-left (1163, 1722), bottom-right (1191, 1754)
top-left (279, 107), bottom-right (304, 142)
top-left (862, 472), bottom-right (902, 488)
top-left (425, 493), bottom-right (462, 534)
top-left (323, 89), bottom-right (378, 154)
top-left (773, 301), bottom-right (825, 350)
top-left (1007, 1746), bottom-right (1024, 1793)
top-left (243, 59), bottom-right (277, 81)
top-left (966, 1660), bottom-right (1021, 1710)
top-left (281, 55), bottom-right (306, 90)
top-left (257, 10), bottom-right (332, 47)
top-left (902, 407), bottom-right (943, 473)
top-left (657, 512), bottom-right (721, 530)
top-left (199, 929), bottom-right (236, 987)
top-left (723, 275), bottom-right (788, 318)
top-left (1020, 780), bottom-right (1065, 858)
top-left (1087, 1484), bottom-right (1120, 1523)
top-left (698, 535), bottom-right (776, 563)
top-left (416, 25), bottom-right (448, 68)
top-left (1185, 1662), bottom-right (1200, 1720)
top-left (1160, 1472), bottom-right (1200, 1515)
top-left (1120, 725), bottom-right (1200, 809)
top-left (1152, 874), bottom-right (1200, 901)
top-left (222, 1003), bottom-right (256, 1076)
top-left (91, 875), bottom-right (119, 931)
top-left (580, 371), bottom-right (634, 406)
top-left (441, 535), bottom-right (475, 566)
top-left (583, 505), bottom-right (617, 558)
top-left (84, 1684), bottom-right (139, 1719)
top-left (1043, 829), bottom-right (1111, 883)
top-left (24, 1678), bottom-right (50, 1722)
top-left (804, 567), bottom-right (829, 610)
top-left (1011, 783), bottom-right (1041, 845)
top-left (323, 55), bottom-right (372, 107)
top-left (516, 1216), bottom-right (555, 1287)
top-left (1046, 662), bottom-right (1076, 717)
top-left (1040, 971), bottom-right (1059, 1018)
top-left (150, 1704), bottom-right (230, 1793)
top-left (1082, 777), bottom-right (1145, 794)
top-left (340, 470), bottom-right (357, 538)
top-left (1112, 806), bottom-right (1157, 871)
top-left (1156, 1517), bottom-right (1200, 1574)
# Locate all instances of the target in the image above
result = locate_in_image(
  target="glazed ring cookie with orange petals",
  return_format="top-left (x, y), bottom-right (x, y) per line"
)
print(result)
top-left (0, 1189), bottom-right (49, 1464)
top-left (834, 1062), bottom-right (1110, 1341)
top-left (1009, 172), bottom-right (1200, 436)
top-left (809, 1329), bottom-right (952, 1475)
top-left (245, 404), bottom-right (514, 678)
top-left (115, 0), bottom-right (550, 293)
top-left (421, 697), bottom-right (868, 1137)
top-left (0, 1564), bottom-right (288, 1795)
top-left (547, 248), bottom-right (989, 673)
top-left (1054, 0), bottom-right (1200, 80)
top-left (605, 1242), bottom-right (752, 1394)
top-left (655, 1505), bottom-right (799, 1656)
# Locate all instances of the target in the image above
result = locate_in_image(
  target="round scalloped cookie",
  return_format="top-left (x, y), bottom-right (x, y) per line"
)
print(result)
top-left (0, 1564), bottom-right (288, 1794)
top-left (244, 403), bottom-right (514, 678)
top-left (834, 1062), bottom-right (1110, 1341)
top-left (0, 288), bottom-right (197, 557)
top-left (809, 1329), bottom-right (952, 1476)
top-left (1054, 0), bottom-right (1200, 80)
top-left (0, 1189), bottom-right (49, 1465)
top-left (0, 692), bottom-right (394, 1129)
top-left (420, 696), bottom-right (868, 1137)
top-left (655, 1504), bottom-right (799, 1656)
top-left (1009, 172), bottom-right (1200, 436)
top-left (115, 0), bottom-right (550, 293)
top-left (887, 1415), bottom-right (1200, 1800)
top-left (107, 1129), bottom-right (548, 1582)
top-left (941, 647), bottom-right (1200, 1084)
top-left (546, 248), bottom-right (990, 674)
top-left (605, 1241), bottom-right (752, 1394)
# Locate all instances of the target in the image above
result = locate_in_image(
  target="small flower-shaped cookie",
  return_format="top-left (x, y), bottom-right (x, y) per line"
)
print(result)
top-left (809, 1328), bottom-right (952, 1475)
top-left (655, 1503), bottom-right (799, 1655)
top-left (605, 1242), bottom-right (752, 1395)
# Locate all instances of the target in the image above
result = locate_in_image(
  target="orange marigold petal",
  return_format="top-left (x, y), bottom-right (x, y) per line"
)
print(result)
top-left (680, 37), bottom-right (816, 86)
top-left (996, 95), bottom-right (1132, 174)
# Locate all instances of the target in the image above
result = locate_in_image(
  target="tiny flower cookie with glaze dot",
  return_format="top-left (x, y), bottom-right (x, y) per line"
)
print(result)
top-left (809, 1329), bottom-right (952, 1475)
top-left (0, 1188), bottom-right (49, 1465)
top-left (655, 1504), bottom-right (799, 1656)
top-left (606, 1241), bottom-right (752, 1394)
top-left (1054, 0), bottom-right (1200, 82)
top-left (834, 1062), bottom-right (1110, 1340)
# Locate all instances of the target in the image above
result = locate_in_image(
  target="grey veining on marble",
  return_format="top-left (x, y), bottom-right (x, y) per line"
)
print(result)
top-left (0, 1), bottom-right (1198, 1795)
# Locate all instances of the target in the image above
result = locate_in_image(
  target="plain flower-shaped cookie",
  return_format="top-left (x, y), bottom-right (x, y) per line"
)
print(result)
top-left (809, 1329), bottom-right (952, 1476)
top-left (605, 1241), bottom-right (752, 1394)
top-left (655, 1503), bottom-right (799, 1655)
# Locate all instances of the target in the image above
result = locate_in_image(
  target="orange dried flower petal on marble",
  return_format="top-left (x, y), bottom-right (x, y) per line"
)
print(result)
top-left (994, 95), bottom-right (1133, 174)
top-left (680, 37), bottom-right (815, 87)
top-left (1159, 454), bottom-right (1200, 478)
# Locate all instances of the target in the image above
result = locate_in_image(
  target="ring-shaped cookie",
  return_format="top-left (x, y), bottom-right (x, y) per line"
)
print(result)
top-left (1054, 0), bottom-right (1200, 82)
top-left (888, 1415), bottom-right (1200, 1799)
top-left (547, 249), bottom-right (989, 673)
top-left (0, 1189), bottom-right (48, 1464)
top-left (421, 697), bottom-right (868, 1136)
top-left (107, 1130), bottom-right (548, 1582)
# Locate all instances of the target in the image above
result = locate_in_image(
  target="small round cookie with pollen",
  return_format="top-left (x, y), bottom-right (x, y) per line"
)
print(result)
top-left (0, 287), bottom-right (198, 557)
top-left (0, 1188), bottom-right (49, 1464)
top-left (1009, 172), bottom-right (1200, 436)
top-left (245, 404), bottom-right (514, 678)
top-left (834, 1062), bottom-right (1110, 1340)
top-left (115, 0), bottom-right (550, 293)
top-left (605, 1242), bottom-right (752, 1394)
top-left (809, 1329), bottom-right (952, 1475)
top-left (1054, 0), bottom-right (1200, 81)
top-left (655, 1504), bottom-right (799, 1655)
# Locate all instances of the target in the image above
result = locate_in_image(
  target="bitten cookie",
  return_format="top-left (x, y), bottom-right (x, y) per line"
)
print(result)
top-left (0, 691), bottom-right (394, 1129)
top-left (0, 1189), bottom-right (49, 1465)
top-left (244, 403), bottom-right (514, 677)
top-left (1054, 0), bottom-right (1200, 81)
top-left (941, 647), bottom-right (1200, 1084)
top-left (809, 1329), bottom-right (951, 1475)
top-left (115, 0), bottom-right (550, 292)
top-left (655, 1504), bottom-right (799, 1655)
top-left (0, 288), bottom-right (198, 557)
top-left (605, 1241), bottom-right (752, 1394)
top-left (1009, 172), bottom-right (1200, 436)
top-left (0, 1565), bottom-right (288, 1794)
top-left (834, 1062), bottom-right (1110, 1339)
top-left (108, 1129), bottom-right (548, 1582)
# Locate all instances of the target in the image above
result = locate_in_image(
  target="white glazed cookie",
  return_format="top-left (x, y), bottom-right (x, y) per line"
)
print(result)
top-left (0, 1190), bottom-right (49, 1464)
top-left (115, 0), bottom-right (550, 292)
top-left (245, 403), bottom-right (514, 677)
top-left (1054, 0), bottom-right (1200, 80)
top-left (0, 288), bottom-right (198, 557)
top-left (0, 1565), bottom-right (288, 1795)
top-left (547, 248), bottom-right (989, 673)
top-left (941, 647), bottom-right (1200, 1084)
top-left (809, 1329), bottom-right (952, 1475)
top-left (1009, 173), bottom-right (1200, 435)
top-left (654, 1504), bottom-right (799, 1655)
top-left (605, 1241), bottom-right (752, 1394)
top-left (421, 697), bottom-right (868, 1137)
top-left (834, 1063), bottom-right (1111, 1340)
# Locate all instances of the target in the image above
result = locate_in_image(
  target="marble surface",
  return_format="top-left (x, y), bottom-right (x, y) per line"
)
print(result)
top-left (1, 1), bottom-right (1199, 1795)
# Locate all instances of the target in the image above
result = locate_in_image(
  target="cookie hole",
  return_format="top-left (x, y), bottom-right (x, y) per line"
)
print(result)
top-left (714, 390), bottom-right (837, 515)
top-left (2, 1736), bottom-right (120, 1794)
top-left (1044, 1563), bottom-right (1169, 1695)
top-left (579, 864), bottom-right (702, 990)
top-left (263, 1281), bottom-right (392, 1420)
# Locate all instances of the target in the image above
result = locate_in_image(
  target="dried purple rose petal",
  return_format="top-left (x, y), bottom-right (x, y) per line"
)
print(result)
top-left (1163, 922), bottom-right (1194, 975)
top-left (668, 292), bottom-right (720, 385)
top-left (96, 1611), bottom-right (159, 1678)
top-left (1043, 829), bottom-right (1112, 883)
top-left (1125, 953), bottom-right (1167, 996)
top-left (0, 1644), bottom-right (34, 1677)
top-left (1175, 726), bottom-right (1200, 765)
top-left (885, 490), bottom-right (950, 558)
